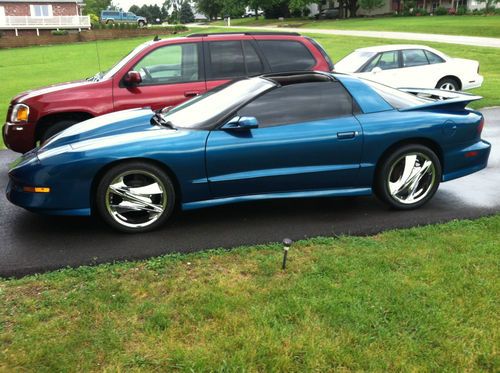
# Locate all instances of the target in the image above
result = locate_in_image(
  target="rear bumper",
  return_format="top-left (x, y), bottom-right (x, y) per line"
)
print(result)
top-left (462, 74), bottom-right (484, 90)
top-left (2, 121), bottom-right (36, 153)
top-left (442, 139), bottom-right (491, 182)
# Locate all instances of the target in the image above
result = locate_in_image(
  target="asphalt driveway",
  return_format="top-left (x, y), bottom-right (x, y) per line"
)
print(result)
top-left (1, 108), bottom-right (499, 278)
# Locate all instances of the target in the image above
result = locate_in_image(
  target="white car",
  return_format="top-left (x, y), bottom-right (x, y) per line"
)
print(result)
top-left (335, 45), bottom-right (483, 91)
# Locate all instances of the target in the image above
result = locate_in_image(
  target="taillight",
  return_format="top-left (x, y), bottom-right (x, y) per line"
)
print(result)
top-left (477, 117), bottom-right (484, 135)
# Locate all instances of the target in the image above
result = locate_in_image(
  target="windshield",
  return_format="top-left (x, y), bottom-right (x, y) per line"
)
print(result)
top-left (161, 78), bottom-right (276, 129)
top-left (361, 78), bottom-right (431, 109)
top-left (98, 42), bottom-right (154, 81)
top-left (335, 51), bottom-right (377, 73)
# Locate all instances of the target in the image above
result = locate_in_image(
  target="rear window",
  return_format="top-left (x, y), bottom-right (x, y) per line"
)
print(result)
top-left (362, 79), bottom-right (430, 110)
top-left (307, 37), bottom-right (334, 70)
top-left (257, 40), bottom-right (316, 72)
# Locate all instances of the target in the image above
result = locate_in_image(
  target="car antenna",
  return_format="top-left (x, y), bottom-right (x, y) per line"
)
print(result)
top-left (93, 31), bottom-right (102, 73)
top-left (153, 35), bottom-right (160, 41)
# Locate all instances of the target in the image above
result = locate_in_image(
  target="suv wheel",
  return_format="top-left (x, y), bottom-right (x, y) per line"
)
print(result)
top-left (40, 119), bottom-right (79, 144)
top-left (138, 20), bottom-right (145, 27)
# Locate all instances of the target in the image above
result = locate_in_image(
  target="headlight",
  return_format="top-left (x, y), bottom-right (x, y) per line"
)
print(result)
top-left (10, 103), bottom-right (30, 123)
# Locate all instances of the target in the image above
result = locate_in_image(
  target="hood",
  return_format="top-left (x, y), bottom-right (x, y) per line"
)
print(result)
top-left (39, 108), bottom-right (161, 151)
top-left (12, 79), bottom-right (99, 103)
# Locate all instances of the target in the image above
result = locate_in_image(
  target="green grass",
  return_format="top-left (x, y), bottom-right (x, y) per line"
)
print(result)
top-left (1, 26), bottom-right (499, 149)
top-left (213, 15), bottom-right (500, 38)
top-left (1, 215), bottom-right (499, 371)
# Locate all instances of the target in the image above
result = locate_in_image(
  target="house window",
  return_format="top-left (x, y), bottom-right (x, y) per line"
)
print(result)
top-left (30, 5), bottom-right (53, 17)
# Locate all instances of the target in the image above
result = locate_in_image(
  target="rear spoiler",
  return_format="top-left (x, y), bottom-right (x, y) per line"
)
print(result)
top-left (399, 88), bottom-right (482, 112)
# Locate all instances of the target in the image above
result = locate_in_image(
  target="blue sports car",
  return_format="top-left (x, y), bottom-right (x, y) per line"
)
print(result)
top-left (7, 72), bottom-right (491, 232)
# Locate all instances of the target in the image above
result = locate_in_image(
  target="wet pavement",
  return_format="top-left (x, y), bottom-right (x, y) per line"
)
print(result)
top-left (1, 108), bottom-right (499, 278)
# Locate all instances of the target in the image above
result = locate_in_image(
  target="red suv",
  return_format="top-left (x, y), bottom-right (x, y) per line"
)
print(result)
top-left (3, 32), bottom-right (333, 153)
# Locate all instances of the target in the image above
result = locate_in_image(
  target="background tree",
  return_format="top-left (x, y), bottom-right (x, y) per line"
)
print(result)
top-left (195, 0), bottom-right (224, 20)
top-left (477, 0), bottom-right (499, 11)
top-left (128, 4), bottom-right (140, 14)
top-left (360, 0), bottom-right (385, 15)
top-left (180, 1), bottom-right (195, 23)
top-left (83, 0), bottom-right (113, 15)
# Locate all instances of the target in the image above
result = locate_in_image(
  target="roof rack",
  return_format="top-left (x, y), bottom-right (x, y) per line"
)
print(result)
top-left (187, 31), bottom-right (301, 37)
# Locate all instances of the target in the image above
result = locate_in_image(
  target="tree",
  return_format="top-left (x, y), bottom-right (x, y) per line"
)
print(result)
top-left (180, 1), bottom-right (195, 23)
top-left (128, 5), bottom-right (140, 14)
top-left (360, 0), bottom-right (385, 14)
top-left (477, 0), bottom-right (499, 11)
top-left (195, 0), bottom-right (224, 20)
top-left (83, 0), bottom-right (113, 15)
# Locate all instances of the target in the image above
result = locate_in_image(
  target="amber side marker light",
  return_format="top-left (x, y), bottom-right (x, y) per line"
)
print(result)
top-left (23, 187), bottom-right (51, 193)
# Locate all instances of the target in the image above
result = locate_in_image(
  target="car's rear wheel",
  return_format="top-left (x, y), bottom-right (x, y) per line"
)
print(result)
top-left (138, 20), bottom-right (145, 27)
top-left (436, 77), bottom-right (460, 91)
top-left (96, 161), bottom-right (175, 233)
top-left (375, 145), bottom-right (441, 210)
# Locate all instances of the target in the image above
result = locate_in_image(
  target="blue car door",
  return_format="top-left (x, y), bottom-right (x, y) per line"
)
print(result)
top-left (205, 81), bottom-right (363, 198)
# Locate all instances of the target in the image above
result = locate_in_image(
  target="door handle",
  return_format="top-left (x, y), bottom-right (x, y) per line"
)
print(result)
top-left (184, 91), bottom-right (200, 98)
top-left (337, 131), bottom-right (357, 140)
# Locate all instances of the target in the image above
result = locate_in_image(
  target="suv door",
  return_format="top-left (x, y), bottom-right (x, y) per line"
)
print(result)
top-left (204, 39), bottom-right (268, 91)
top-left (205, 81), bottom-right (363, 198)
top-left (113, 42), bottom-right (206, 112)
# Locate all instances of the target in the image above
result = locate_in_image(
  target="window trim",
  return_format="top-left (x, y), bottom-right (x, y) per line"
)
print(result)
top-left (423, 49), bottom-right (445, 65)
top-left (359, 50), bottom-right (403, 72)
top-left (119, 42), bottom-right (205, 88)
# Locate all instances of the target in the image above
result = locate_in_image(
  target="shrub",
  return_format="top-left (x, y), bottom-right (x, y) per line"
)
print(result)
top-left (118, 22), bottom-right (126, 29)
top-left (51, 29), bottom-right (69, 36)
top-left (105, 22), bottom-right (114, 29)
top-left (456, 6), bottom-right (467, 15)
top-left (435, 6), bottom-right (448, 15)
top-left (448, 7), bottom-right (456, 15)
top-left (414, 7), bottom-right (428, 15)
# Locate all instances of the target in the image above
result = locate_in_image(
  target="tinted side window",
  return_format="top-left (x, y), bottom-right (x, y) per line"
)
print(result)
top-left (424, 50), bottom-right (445, 64)
top-left (237, 82), bottom-right (352, 128)
top-left (132, 43), bottom-right (199, 85)
top-left (243, 41), bottom-right (264, 76)
top-left (257, 40), bottom-right (316, 72)
top-left (402, 49), bottom-right (429, 67)
top-left (208, 41), bottom-right (246, 79)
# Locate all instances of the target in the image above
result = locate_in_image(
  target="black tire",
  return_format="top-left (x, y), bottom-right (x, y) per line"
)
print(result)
top-left (436, 77), bottom-right (460, 91)
top-left (374, 144), bottom-right (442, 210)
top-left (40, 119), bottom-right (80, 144)
top-left (106, 19), bottom-right (114, 24)
top-left (138, 20), bottom-right (145, 27)
top-left (95, 161), bottom-right (176, 233)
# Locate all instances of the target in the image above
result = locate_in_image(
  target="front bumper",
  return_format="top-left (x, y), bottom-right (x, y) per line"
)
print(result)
top-left (2, 121), bottom-right (37, 153)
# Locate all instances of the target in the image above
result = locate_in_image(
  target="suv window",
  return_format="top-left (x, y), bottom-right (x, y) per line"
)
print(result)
top-left (132, 43), bottom-right (200, 85)
top-left (243, 41), bottom-right (264, 76)
top-left (257, 40), bottom-right (316, 72)
top-left (207, 41), bottom-right (246, 79)
top-left (237, 81), bottom-right (352, 128)
top-left (402, 49), bottom-right (429, 67)
top-left (424, 50), bottom-right (445, 64)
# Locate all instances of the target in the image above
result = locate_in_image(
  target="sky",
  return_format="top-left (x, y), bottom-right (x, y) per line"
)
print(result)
top-left (114, 0), bottom-right (163, 12)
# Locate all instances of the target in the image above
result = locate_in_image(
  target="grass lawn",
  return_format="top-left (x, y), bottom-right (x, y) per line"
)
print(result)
top-left (1, 215), bottom-right (499, 371)
top-left (1, 27), bottom-right (499, 149)
top-left (212, 15), bottom-right (500, 38)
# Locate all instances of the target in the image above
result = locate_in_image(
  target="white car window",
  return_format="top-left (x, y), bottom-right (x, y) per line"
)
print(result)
top-left (402, 49), bottom-right (429, 68)
top-left (424, 50), bottom-right (445, 64)
top-left (377, 51), bottom-right (400, 70)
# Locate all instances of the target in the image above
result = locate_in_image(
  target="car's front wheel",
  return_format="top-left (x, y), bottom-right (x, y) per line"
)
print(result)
top-left (95, 161), bottom-right (176, 233)
top-left (375, 145), bottom-right (441, 210)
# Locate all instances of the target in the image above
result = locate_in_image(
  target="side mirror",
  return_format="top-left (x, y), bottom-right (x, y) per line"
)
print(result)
top-left (123, 70), bottom-right (142, 86)
top-left (222, 116), bottom-right (259, 131)
top-left (371, 67), bottom-right (382, 74)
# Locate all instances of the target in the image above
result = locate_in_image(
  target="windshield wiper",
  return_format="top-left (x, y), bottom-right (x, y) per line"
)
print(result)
top-left (150, 111), bottom-right (176, 129)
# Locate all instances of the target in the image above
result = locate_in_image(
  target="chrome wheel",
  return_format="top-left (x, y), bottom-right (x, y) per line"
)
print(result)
top-left (105, 170), bottom-right (167, 228)
top-left (387, 153), bottom-right (436, 205)
top-left (439, 82), bottom-right (456, 91)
